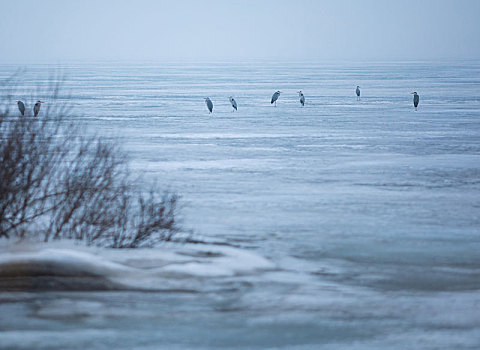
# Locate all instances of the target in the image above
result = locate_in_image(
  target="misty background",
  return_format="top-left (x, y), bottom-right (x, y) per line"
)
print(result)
top-left (0, 0), bottom-right (479, 63)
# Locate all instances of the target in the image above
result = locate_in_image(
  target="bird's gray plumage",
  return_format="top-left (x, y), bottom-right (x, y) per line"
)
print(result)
top-left (204, 98), bottom-right (213, 113)
top-left (271, 91), bottom-right (281, 106)
top-left (33, 101), bottom-right (44, 117)
top-left (298, 91), bottom-right (305, 106)
top-left (17, 101), bottom-right (25, 116)
top-left (229, 96), bottom-right (237, 111)
top-left (412, 92), bottom-right (419, 110)
top-left (356, 86), bottom-right (361, 100)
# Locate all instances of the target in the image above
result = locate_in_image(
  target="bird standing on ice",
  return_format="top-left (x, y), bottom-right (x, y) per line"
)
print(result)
top-left (271, 91), bottom-right (281, 106)
top-left (229, 96), bottom-right (237, 111)
top-left (17, 100), bottom-right (25, 116)
top-left (204, 97), bottom-right (213, 113)
top-left (411, 92), bottom-right (419, 111)
top-left (356, 86), bottom-right (361, 101)
top-left (297, 91), bottom-right (305, 106)
top-left (33, 101), bottom-right (44, 117)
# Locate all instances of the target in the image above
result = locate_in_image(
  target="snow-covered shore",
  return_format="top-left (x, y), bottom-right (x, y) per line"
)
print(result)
top-left (0, 241), bottom-right (275, 292)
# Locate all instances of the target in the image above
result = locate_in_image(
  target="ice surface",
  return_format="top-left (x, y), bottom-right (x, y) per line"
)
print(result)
top-left (1, 61), bottom-right (480, 349)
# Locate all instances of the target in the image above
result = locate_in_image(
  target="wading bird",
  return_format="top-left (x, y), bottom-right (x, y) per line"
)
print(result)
top-left (204, 97), bottom-right (213, 113)
top-left (33, 101), bottom-right (44, 117)
top-left (297, 91), bottom-right (305, 106)
top-left (229, 96), bottom-right (237, 111)
top-left (412, 92), bottom-right (419, 111)
top-left (271, 91), bottom-right (281, 106)
top-left (356, 86), bottom-right (361, 101)
top-left (16, 100), bottom-right (25, 116)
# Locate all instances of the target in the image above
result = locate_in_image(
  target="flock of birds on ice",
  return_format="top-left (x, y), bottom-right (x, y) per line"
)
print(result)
top-left (207, 88), bottom-right (420, 113)
top-left (15, 87), bottom-right (421, 117)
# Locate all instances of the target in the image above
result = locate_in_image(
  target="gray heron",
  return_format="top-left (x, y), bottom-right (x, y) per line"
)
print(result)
top-left (229, 96), bottom-right (237, 111)
top-left (204, 97), bottom-right (213, 113)
top-left (33, 101), bottom-right (44, 117)
top-left (297, 91), bottom-right (305, 106)
top-left (411, 92), bottom-right (419, 111)
top-left (356, 86), bottom-right (361, 101)
top-left (16, 100), bottom-right (25, 116)
top-left (271, 91), bottom-right (281, 106)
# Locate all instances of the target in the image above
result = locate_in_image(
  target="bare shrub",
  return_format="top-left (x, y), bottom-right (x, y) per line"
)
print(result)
top-left (0, 75), bottom-right (179, 247)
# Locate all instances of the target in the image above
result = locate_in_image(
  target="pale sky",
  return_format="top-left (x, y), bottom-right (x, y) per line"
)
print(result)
top-left (0, 0), bottom-right (479, 62)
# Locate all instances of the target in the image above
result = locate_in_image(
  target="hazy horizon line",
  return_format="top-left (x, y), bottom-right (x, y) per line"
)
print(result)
top-left (1, 57), bottom-right (479, 66)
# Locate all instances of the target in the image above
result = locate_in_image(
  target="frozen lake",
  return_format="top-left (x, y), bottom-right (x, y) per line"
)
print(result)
top-left (1, 61), bottom-right (480, 349)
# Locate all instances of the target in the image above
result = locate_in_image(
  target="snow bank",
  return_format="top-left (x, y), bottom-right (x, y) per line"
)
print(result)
top-left (0, 241), bottom-right (274, 291)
